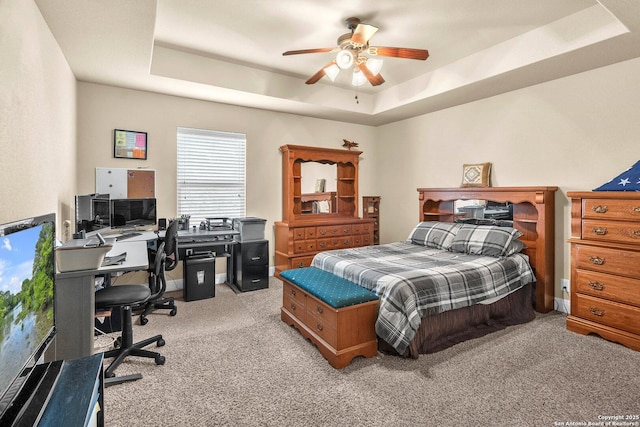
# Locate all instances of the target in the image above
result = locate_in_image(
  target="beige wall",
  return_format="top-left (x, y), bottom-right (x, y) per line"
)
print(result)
top-left (6, 1), bottom-right (640, 300)
top-left (75, 57), bottom-right (640, 296)
top-left (0, 0), bottom-right (76, 238)
top-left (374, 56), bottom-right (640, 295)
top-left (76, 82), bottom-right (378, 269)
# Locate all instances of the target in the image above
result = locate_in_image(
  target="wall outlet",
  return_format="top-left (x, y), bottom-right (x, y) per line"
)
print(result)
top-left (561, 278), bottom-right (570, 294)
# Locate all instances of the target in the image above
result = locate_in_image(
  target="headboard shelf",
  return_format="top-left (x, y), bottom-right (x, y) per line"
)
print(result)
top-left (417, 186), bottom-right (557, 313)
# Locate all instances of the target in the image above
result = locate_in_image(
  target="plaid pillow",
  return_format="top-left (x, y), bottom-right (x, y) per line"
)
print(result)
top-left (408, 222), bottom-right (462, 250)
top-left (449, 224), bottom-right (523, 257)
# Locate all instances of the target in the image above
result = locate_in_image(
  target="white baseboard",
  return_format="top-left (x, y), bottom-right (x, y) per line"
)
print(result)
top-left (165, 266), bottom-right (275, 293)
top-left (554, 297), bottom-right (570, 314)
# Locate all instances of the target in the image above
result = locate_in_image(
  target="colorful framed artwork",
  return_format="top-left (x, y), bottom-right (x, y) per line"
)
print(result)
top-left (114, 129), bottom-right (148, 160)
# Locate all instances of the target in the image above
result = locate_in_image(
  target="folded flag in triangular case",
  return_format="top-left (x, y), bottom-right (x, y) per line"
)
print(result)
top-left (594, 160), bottom-right (640, 191)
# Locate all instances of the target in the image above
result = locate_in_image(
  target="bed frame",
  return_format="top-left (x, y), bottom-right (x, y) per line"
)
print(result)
top-left (417, 187), bottom-right (557, 313)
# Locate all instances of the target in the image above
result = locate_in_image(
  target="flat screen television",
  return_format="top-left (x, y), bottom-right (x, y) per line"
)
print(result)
top-left (0, 213), bottom-right (57, 424)
top-left (110, 198), bottom-right (157, 229)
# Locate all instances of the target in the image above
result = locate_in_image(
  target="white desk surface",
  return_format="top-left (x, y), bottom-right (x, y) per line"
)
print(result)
top-left (99, 229), bottom-right (161, 242)
top-left (56, 240), bottom-right (149, 279)
top-left (100, 240), bottom-right (149, 273)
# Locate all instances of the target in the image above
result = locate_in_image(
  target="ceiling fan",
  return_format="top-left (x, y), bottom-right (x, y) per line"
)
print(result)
top-left (283, 17), bottom-right (429, 87)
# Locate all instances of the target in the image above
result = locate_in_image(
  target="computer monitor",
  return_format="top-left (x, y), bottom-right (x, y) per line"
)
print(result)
top-left (110, 198), bottom-right (157, 229)
top-left (75, 193), bottom-right (110, 234)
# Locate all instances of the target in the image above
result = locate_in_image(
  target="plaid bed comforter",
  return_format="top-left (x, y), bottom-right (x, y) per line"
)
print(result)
top-left (312, 242), bottom-right (535, 355)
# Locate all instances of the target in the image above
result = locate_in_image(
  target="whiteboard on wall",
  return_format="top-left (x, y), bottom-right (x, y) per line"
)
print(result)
top-left (96, 168), bottom-right (155, 199)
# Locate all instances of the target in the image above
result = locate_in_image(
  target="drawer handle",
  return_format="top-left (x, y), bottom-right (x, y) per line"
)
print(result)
top-left (589, 307), bottom-right (605, 317)
top-left (291, 289), bottom-right (296, 296)
top-left (343, 228), bottom-right (349, 233)
top-left (251, 279), bottom-right (261, 283)
top-left (297, 262), bottom-right (305, 268)
top-left (319, 230), bottom-right (327, 235)
top-left (589, 256), bottom-right (605, 265)
top-left (592, 205), bottom-right (608, 214)
top-left (251, 256), bottom-right (261, 261)
top-left (592, 227), bottom-right (607, 236)
top-left (344, 240), bottom-right (350, 245)
top-left (319, 242), bottom-right (327, 248)
top-left (316, 306), bottom-right (323, 314)
top-left (634, 230), bottom-right (640, 236)
top-left (290, 304), bottom-right (296, 311)
top-left (316, 323), bottom-right (323, 331)
top-left (635, 207), bottom-right (640, 212)
top-left (588, 281), bottom-right (605, 291)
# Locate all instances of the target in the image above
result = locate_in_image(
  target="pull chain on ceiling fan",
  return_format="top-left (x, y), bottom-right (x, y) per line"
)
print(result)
top-left (283, 17), bottom-right (429, 87)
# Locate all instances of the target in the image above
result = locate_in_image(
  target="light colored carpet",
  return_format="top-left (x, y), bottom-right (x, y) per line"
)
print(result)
top-left (100, 278), bottom-right (640, 426)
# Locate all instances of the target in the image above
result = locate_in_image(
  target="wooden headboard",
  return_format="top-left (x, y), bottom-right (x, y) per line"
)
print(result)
top-left (417, 187), bottom-right (557, 313)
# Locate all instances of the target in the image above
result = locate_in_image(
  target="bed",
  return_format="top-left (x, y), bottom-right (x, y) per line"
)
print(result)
top-left (312, 187), bottom-right (557, 358)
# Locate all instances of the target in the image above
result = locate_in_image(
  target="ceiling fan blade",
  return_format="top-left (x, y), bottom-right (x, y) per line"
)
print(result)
top-left (368, 46), bottom-right (429, 60)
top-left (358, 62), bottom-right (385, 86)
top-left (283, 48), bottom-right (334, 56)
top-left (350, 23), bottom-right (378, 46)
top-left (305, 61), bottom-right (337, 84)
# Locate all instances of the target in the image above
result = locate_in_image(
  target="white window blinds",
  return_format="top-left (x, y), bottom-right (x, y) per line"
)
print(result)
top-left (177, 127), bottom-right (246, 225)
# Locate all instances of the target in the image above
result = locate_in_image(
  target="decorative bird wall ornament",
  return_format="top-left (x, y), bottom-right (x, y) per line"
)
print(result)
top-left (342, 139), bottom-right (359, 150)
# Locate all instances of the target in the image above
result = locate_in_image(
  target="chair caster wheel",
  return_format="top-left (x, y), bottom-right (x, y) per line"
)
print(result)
top-left (169, 308), bottom-right (177, 316)
top-left (157, 338), bottom-right (166, 347)
top-left (155, 355), bottom-right (165, 365)
top-left (140, 316), bottom-right (148, 325)
top-left (114, 337), bottom-right (122, 349)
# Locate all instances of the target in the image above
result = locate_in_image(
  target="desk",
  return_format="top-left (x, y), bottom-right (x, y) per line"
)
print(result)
top-left (55, 240), bottom-right (149, 360)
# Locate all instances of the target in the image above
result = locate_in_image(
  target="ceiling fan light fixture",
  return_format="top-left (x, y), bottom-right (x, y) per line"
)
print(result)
top-left (324, 63), bottom-right (340, 82)
top-left (351, 69), bottom-right (367, 87)
top-left (336, 49), bottom-right (354, 70)
top-left (365, 57), bottom-right (383, 76)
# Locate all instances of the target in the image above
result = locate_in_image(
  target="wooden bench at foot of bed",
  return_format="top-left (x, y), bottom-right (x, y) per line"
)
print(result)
top-left (280, 267), bottom-right (379, 369)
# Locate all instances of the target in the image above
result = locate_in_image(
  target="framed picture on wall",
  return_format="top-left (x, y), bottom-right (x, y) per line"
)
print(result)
top-left (114, 129), bottom-right (148, 160)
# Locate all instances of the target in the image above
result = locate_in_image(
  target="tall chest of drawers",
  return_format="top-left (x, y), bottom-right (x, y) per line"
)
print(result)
top-left (567, 191), bottom-right (640, 351)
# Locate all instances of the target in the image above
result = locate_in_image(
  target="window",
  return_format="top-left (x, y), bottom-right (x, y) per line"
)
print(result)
top-left (177, 127), bottom-right (246, 225)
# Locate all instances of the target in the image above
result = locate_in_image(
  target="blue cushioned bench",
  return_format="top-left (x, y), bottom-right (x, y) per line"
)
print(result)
top-left (279, 267), bottom-right (379, 368)
top-left (280, 267), bottom-right (378, 309)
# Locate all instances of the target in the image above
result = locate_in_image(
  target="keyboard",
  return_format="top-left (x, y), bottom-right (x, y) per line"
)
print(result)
top-left (115, 232), bottom-right (142, 241)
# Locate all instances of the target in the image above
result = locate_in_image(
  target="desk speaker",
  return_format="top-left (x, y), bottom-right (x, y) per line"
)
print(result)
top-left (158, 218), bottom-right (167, 230)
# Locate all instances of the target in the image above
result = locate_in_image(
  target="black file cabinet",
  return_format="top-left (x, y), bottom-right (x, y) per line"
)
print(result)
top-left (234, 239), bottom-right (269, 292)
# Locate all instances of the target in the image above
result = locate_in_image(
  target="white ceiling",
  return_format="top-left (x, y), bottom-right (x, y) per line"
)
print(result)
top-left (35, 0), bottom-right (640, 126)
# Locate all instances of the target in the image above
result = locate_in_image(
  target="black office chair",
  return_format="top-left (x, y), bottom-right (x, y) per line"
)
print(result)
top-left (95, 244), bottom-right (167, 382)
top-left (139, 219), bottom-right (178, 325)
top-left (162, 218), bottom-right (179, 272)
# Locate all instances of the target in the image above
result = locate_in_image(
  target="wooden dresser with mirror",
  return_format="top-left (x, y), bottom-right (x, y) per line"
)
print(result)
top-left (275, 145), bottom-right (374, 276)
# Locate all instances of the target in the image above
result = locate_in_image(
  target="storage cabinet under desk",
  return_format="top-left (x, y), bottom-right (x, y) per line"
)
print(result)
top-left (567, 191), bottom-right (640, 351)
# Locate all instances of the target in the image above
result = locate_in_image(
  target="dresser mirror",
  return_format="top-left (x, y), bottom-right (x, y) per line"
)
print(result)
top-left (300, 162), bottom-right (337, 214)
